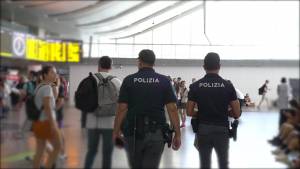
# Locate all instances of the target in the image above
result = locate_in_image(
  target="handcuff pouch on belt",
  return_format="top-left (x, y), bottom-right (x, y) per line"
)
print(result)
top-left (134, 116), bottom-right (174, 147)
top-left (135, 116), bottom-right (160, 139)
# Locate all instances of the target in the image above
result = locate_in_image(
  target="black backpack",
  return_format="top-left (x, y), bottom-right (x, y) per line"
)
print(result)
top-left (258, 84), bottom-right (266, 95)
top-left (75, 72), bottom-right (98, 112)
top-left (25, 85), bottom-right (45, 121)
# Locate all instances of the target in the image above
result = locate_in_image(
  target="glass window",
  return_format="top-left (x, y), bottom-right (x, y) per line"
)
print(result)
top-left (117, 37), bottom-right (133, 44)
top-left (175, 45), bottom-right (190, 59)
top-left (172, 15), bottom-right (191, 44)
top-left (117, 45), bottom-right (133, 58)
top-left (90, 43), bottom-right (99, 58)
top-left (84, 1), bottom-right (298, 60)
top-left (134, 31), bottom-right (152, 44)
top-left (161, 45), bottom-right (176, 59)
top-left (99, 44), bottom-right (117, 58)
top-left (82, 43), bottom-right (90, 58)
top-left (153, 24), bottom-right (171, 44)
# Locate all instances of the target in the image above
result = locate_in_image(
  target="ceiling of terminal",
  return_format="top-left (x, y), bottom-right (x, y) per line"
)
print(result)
top-left (1, 0), bottom-right (203, 39)
top-left (1, 0), bottom-right (299, 60)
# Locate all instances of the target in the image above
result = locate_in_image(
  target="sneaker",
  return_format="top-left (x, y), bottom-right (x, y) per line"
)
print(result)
top-left (272, 148), bottom-right (282, 155)
top-left (25, 156), bottom-right (32, 161)
top-left (276, 153), bottom-right (290, 164)
top-left (180, 124), bottom-right (186, 128)
top-left (268, 138), bottom-right (281, 146)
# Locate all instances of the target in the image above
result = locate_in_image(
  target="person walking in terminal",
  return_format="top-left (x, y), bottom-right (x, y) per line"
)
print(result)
top-left (83, 56), bottom-right (122, 169)
top-left (277, 77), bottom-right (292, 128)
top-left (178, 80), bottom-right (188, 128)
top-left (32, 65), bottom-right (62, 169)
top-left (55, 75), bottom-right (68, 160)
top-left (187, 52), bottom-right (241, 169)
top-left (113, 49), bottom-right (181, 169)
top-left (257, 80), bottom-right (271, 110)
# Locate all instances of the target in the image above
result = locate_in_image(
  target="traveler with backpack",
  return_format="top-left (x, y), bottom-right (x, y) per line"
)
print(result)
top-left (18, 71), bottom-right (37, 138)
top-left (77, 56), bottom-right (121, 169)
top-left (32, 65), bottom-right (62, 169)
top-left (113, 49), bottom-right (181, 169)
top-left (257, 80), bottom-right (270, 110)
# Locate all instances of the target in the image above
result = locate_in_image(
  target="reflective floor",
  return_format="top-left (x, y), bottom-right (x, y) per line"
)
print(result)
top-left (1, 105), bottom-right (286, 168)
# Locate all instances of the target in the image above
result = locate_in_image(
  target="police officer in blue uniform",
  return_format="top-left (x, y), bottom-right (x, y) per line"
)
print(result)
top-left (113, 49), bottom-right (181, 169)
top-left (187, 52), bottom-right (241, 169)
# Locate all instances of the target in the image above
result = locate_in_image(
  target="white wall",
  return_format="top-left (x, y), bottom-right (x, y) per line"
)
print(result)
top-left (70, 65), bottom-right (299, 106)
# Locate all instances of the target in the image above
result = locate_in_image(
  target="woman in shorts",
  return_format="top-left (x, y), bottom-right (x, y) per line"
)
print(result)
top-left (32, 65), bottom-right (61, 169)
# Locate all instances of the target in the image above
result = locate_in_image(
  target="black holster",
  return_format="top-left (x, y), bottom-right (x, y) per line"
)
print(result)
top-left (135, 116), bottom-right (161, 139)
top-left (229, 119), bottom-right (239, 141)
top-left (191, 117), bottom-right (198, 133)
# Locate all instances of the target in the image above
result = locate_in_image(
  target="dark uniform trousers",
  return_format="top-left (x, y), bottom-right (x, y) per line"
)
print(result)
top-left (197, 124), bottom-right (229, 169)
top-left (125, 130), bottom-right (165, 169)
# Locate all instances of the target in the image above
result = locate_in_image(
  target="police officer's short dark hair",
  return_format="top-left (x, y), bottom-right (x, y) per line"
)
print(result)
top-left (138, 49), bottom-right (155, 66)
top-left (204, 52), bottom-right (220, 70)
top-left (98, 56), bottom-right (112, 69)
top-left (281, 77), bottom-right (286, 83)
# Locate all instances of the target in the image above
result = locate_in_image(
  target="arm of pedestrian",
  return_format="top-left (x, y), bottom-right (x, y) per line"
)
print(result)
top-left (187, 101), bottom-right (197, 117)
top-left (229, 100), bottom-right (241, 119)
top-left (113, 103), bottom-right (128, 145)
top-left (56, 97), bottom-right (64, 110)
top-left (166, 102), bottom-right (181, 150)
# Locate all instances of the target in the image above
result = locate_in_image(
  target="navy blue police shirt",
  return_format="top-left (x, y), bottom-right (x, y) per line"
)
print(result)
top-left (118, 67), bottom-right (177, 136)
top-left (188, 73), bottom-right (237, 127)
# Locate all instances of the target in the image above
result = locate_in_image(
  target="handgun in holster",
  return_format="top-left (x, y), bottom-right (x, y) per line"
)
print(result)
top-left (161, 123), bottom-right (174, 148)
top-left (229, 119), bottom-right (239, 141)
top-left (191, 117), bottom-right (199, 133)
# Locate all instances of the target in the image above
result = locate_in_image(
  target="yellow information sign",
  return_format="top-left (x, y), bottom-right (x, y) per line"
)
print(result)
top-left (25, 38), bottom-right (81, 62)
top-left (0, 30), bottom-right (82, 62)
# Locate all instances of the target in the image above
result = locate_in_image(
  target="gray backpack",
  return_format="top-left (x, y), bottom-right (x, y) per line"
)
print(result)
top-left (93, 73), bottom-right (118, 117)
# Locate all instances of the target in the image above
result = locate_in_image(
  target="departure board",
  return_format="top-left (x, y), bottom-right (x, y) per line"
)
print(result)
top-left (0, 30), bottom-right (82, 63)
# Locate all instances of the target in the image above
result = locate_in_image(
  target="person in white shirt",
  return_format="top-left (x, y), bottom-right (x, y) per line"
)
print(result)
top-left (277, 77), bottom-right (292, 127)
top-left (32, 65), bottom-right (61, 169)
top-left (84, 56), bottom-right (122, 169)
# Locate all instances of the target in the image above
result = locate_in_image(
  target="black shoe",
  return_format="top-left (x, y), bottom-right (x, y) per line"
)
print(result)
top-left (280, 144), bottom-right (287, 149)
top-left (25, 156), bottom-right (32, 161)
top-left (268, 137), bottom-right (281, 146)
